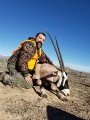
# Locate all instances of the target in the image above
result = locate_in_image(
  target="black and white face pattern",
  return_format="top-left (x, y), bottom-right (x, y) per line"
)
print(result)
top-left (57, 72), bottom-right (70, 96)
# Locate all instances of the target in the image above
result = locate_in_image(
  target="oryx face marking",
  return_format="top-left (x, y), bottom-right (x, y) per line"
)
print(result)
top-left (45, 69), bottom-right (70, 96)
top-left (57, 72), bottom-right (70, 96)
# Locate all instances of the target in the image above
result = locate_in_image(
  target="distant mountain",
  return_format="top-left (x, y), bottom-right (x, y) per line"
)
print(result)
top-left (0, 55), bottom-right (9, 64)
top-left (0, 55), bottom-right (4, 58)
top-left (0, 55), bottom-right (9, 59)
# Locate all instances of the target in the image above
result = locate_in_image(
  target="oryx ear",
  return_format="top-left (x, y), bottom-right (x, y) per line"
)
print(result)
top-left (52, 71), bottom-right (58, 76)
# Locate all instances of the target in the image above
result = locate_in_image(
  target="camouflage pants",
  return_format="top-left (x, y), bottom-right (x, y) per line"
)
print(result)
top-left (3, 62), bottom-right (32, 89)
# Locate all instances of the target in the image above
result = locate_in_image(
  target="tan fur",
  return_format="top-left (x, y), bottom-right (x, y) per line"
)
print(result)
top-left (33, 63), bottom-right (70, 99)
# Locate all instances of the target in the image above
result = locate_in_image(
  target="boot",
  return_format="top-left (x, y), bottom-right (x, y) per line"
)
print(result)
top-left (2, 74), bottom-right (15, 86)
top-left (0, 71), bottom-right (6, 82)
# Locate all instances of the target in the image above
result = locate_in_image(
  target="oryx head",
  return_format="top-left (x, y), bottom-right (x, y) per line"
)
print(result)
top-left (45, 28), bottom-right (70, 96)
top-left (57, 71), bottom-right (70, 96)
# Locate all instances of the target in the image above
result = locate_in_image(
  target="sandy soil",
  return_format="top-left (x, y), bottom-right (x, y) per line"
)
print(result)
top-left (0, 62), bottom-right (90, 120)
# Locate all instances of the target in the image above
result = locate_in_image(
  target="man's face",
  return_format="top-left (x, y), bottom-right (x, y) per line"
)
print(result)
top-left (36, 34), bottom-right (46, 44)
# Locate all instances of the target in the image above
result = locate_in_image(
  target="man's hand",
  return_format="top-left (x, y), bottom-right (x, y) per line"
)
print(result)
top-left (25, 74), bottom-right (33, 85)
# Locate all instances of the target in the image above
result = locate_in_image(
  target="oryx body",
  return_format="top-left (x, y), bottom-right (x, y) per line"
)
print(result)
top-left (33, 63), bottom-right (70, 99)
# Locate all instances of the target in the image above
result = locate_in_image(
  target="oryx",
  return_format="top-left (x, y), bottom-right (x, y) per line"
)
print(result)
top-left (33, 29), bottom-right (70, 100)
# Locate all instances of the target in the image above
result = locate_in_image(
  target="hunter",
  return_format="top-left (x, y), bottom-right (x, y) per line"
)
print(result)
top-left (2, 32), bottom-right (54, 88)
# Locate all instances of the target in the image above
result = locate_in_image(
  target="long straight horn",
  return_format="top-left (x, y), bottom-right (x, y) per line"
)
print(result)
top-left (45, 28), bottom-right (62, 69)
top-left (55, 36), bottom-right (65, 72)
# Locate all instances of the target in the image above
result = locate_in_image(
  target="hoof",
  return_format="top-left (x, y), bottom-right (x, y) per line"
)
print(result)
top-left (59, 97), bottom-right (68, 102)
top-left (58, 93), bottom-right (68, 102)
top-left (40, 93), bottom-right (47, 98)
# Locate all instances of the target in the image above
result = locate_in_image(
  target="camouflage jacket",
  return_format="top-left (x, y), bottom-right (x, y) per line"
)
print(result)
top-left (8, 39), bottom-right (54, 77)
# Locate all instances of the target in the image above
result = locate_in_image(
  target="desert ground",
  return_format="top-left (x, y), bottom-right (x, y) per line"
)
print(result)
top-left (0, 57), bottom-right (90, 120)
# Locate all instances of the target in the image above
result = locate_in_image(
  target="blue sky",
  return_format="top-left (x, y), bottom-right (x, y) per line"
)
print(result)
top-left (0, 0), bottom-right (90, 72)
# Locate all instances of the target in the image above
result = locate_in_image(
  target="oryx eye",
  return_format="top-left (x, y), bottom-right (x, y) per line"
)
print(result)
top-left (62, 76), bottom-right (64, 79)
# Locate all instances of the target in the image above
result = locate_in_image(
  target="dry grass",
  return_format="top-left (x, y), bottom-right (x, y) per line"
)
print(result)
top-left (0, 58), bottom-right (90, 120)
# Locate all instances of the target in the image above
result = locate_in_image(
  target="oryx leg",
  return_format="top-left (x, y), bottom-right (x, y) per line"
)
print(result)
top-left (50, 83), bottom-right (58, 91)
top-left (40, 85), bottom-right (47, 98)
top-left (35, 79), bottom-right (47, 98)
top-left (33, 64), bottom-right (47, 98)
top-left (50, 83), bottom-right (67, 101)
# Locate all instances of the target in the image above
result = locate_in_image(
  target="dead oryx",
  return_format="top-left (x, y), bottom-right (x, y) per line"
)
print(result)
top-left (33, 29), bottom-right (70, 100)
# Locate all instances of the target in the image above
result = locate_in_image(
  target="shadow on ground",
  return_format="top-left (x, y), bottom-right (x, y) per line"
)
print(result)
top-left (47, 105), bottom-right (85, 120)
